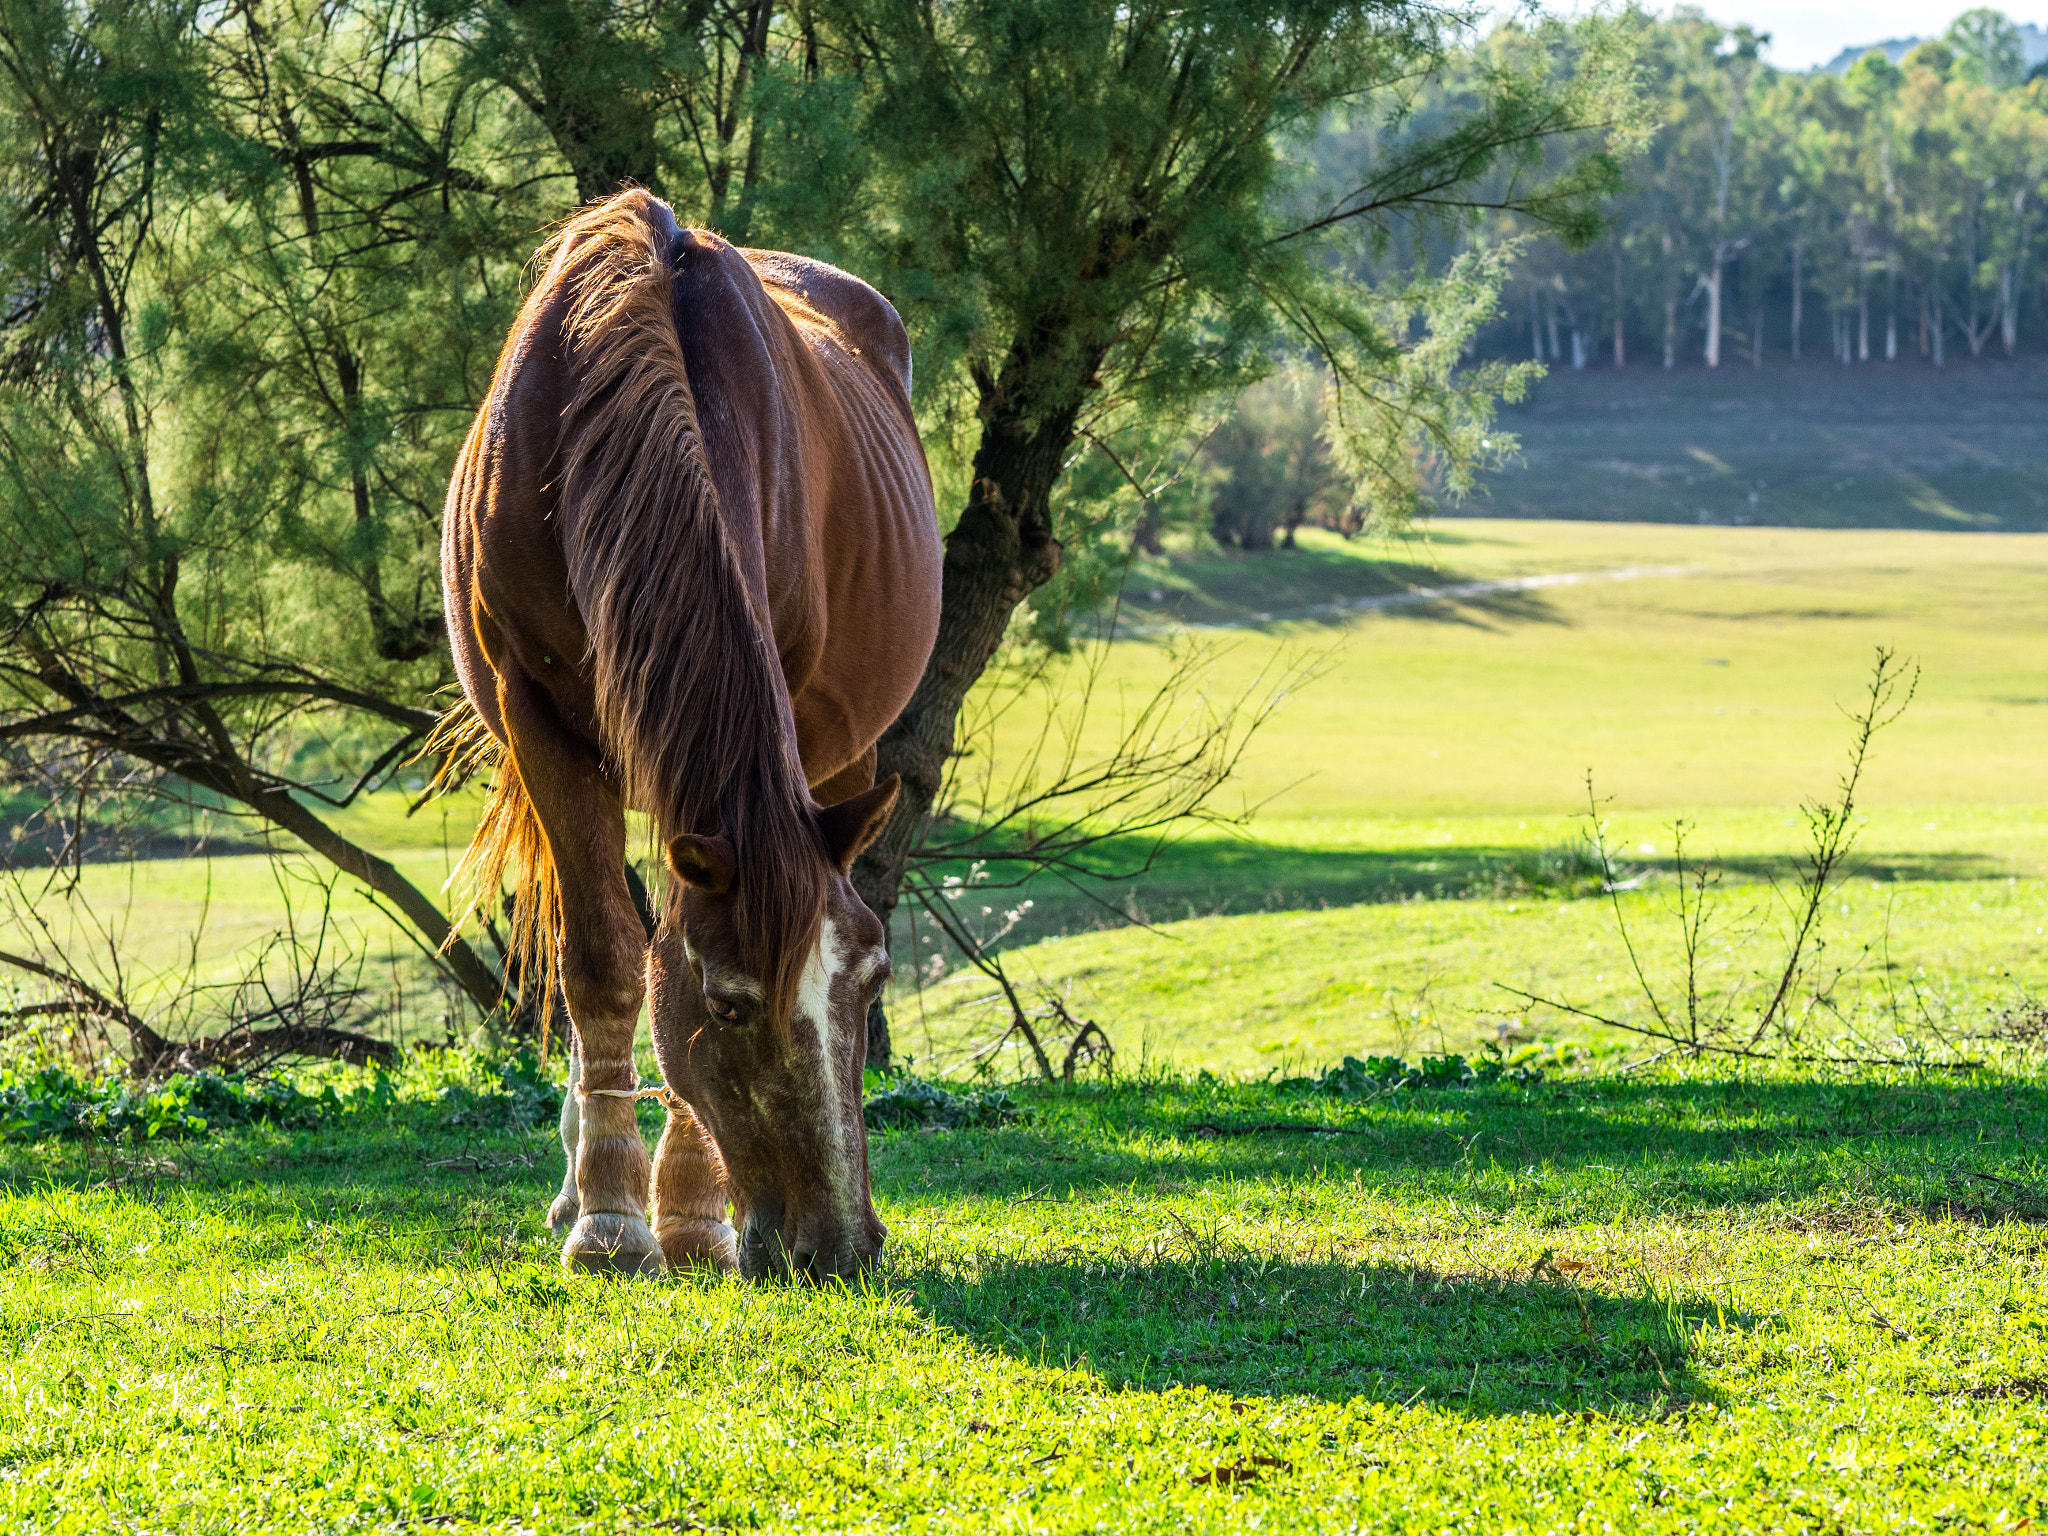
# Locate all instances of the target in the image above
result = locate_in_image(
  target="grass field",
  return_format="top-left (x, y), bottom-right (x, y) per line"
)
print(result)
top-left (0, 1059), bottom-right (2042, 1530)
top-left (11, 516), bottom-right (2047, 1070)
top-left (891, 517), bottom-right (2048, 1073)
top-left (1, 508), bottom-right (2045, 1529)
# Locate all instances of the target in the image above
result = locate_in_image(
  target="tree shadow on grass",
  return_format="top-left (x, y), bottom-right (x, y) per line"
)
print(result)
top-left (869, 1075), bottom-right (2048, 1227)
top-left (894, 831), bottom-right (2010, 960)
top-left (1113, 544), bottom-right (1548, 631)
top-left (895, 1246), bottom-right (1729, 1414)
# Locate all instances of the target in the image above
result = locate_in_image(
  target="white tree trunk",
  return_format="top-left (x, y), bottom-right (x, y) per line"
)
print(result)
top-left (1791, 236), bottom-right (1803, 360)
top-left (1933, 264), bottom-right (1945, 367)
top-left (1885, 255), bottom-right (1897, 360)
top-left (1612, 237), bottom-right (1626, 367)
top-left (1705, 262), bottom-right (1723, 367)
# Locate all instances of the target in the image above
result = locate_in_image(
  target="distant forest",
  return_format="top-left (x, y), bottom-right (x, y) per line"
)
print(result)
top-left (1469, 6), bottom-right (2048, 370)
top-left (1196, 7), bottom-right (2048, 551)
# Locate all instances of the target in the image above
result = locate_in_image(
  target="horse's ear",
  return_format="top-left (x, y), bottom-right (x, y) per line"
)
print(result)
top-left (818, 774), bottom-right (900, 873)
top-left (666, 833), bottom-right (736, 894)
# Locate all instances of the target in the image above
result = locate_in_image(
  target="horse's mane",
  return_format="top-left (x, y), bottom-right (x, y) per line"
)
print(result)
top-left (541, 192), bottom-right (824, 1029)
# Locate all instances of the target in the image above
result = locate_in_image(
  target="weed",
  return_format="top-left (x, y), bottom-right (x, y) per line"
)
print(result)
top-left (0, 1062), bottom-right (385, 1142)
top-left (862, 1075), bottom-right (1028, 1132)
top-left (1303, 1045), bottom-right (1545, 1097)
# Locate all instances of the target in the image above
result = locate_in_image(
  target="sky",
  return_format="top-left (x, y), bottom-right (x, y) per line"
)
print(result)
top-left (1685, 1), bottom-right (2046, 70)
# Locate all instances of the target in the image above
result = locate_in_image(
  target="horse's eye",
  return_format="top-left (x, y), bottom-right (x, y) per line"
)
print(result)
top-left (706, 995), bottom-right (743, 1024)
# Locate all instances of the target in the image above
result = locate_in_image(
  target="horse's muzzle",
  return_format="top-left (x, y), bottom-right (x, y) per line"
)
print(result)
top-left (737, 1201), bottom-right (884, 1282)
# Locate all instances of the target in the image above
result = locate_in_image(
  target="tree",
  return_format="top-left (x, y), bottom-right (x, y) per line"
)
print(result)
top-left (818, 0), bottom-right (1641, 1061)
top-left (0, 0), bottom-right (548, 1030)
top-left (0, 1), bottom-right (1642, 1069)
top-left (1205, 367), bottom-right (1346, 549)
top-left (1948, 8), bottom-right (2025, 91)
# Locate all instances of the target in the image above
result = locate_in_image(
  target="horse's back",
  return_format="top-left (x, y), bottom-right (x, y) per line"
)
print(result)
top-left (744, 248), bottom-right (916, 404)
top-left (736, 249), bottom-right (940, 793)
top-left (445, 197), bottom-right (938, 792)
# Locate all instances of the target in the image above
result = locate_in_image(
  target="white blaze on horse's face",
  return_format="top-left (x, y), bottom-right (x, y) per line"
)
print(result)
top-left (647, 876), bottom-right (890, 1281)
top-left (793, 918), bottom-right (874, 1244)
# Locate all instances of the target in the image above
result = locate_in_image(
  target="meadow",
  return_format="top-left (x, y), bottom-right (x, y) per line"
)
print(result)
top-left (1, 511), bottom-right (2044, 1530)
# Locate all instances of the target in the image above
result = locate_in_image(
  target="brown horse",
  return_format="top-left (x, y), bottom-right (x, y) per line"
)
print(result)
top-left (440, 190), bottom-right (939, 1279)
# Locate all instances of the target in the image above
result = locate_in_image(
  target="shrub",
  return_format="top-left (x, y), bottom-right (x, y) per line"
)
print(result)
top-left (0, 1064), bottom-right (387, 1143)
top-left (863, 1075), bottom-right (1027, 1132)
top-left (1307, 1047), bottom-right (1544, 1097)
top-left (439, 1048), bottom-right (563, 1129)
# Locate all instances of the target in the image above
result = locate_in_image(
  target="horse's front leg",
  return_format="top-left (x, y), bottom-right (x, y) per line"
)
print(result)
top-left (498, 672), bottom-right (665, 1277)
top-left (650, 1096), bottom-right (739, 1270)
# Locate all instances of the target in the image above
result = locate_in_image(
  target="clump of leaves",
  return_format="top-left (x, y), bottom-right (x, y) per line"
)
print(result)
top-left (863, 1075), bottom-right (1027, 1132)
top-left (1477, 834), bottom-right (1616, 900)
top-left (440, 1048), bottom-right (562, 1130)
top-left (0, 1065), bottom-right (386, 1143)
top-left (1309, 1047), bottom-right (1544, 1097)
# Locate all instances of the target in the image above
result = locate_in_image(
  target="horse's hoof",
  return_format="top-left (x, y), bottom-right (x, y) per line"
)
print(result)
top-left (547, 1192), bottom-right (580, 1236)
top-left (562, 1213), bottom-right (666, 1277)
top-left (655, 1217), bottom-right (738, 1273)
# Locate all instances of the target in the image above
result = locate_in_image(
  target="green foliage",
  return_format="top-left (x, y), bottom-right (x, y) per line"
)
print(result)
top-left (1948, 8), bottom-right (2026, 89)
top-left (862, 1073), bottom-right (1027, 1132)
top-left (437, 1048), bottom-right (563, 1130)
top-left (1460, 7), bottom-right (2048, 371)
top-left (0, 1063), bottom-right (384, 1143)
top-left (1306, 1047), bottom-right (1545, 1095)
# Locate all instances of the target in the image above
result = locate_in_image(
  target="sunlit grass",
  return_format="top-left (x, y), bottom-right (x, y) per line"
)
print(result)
top-left (1, 1061), bottom-right (2041, 1530)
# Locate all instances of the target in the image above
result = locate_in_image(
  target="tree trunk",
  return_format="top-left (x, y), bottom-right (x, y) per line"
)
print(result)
top-left (1663, 295), bottom-right (1676, 370)
top-left (1790, 235), bottom-right (1803, 360)
top-left (498, 0), bottom-right (663, 202)
top-left (1933, 262), bottom-right (1945, 367)
top-left (1546, 295), bottom-right (1561, 364)
top-left (1751, 307), bottom-right (1762, 368)
top-left (1612, 236), bottom-right (1625, 367)
top-left (1964, 210), bottom-right (1980, 355)
top-left (2008, 195), bottom-right (2032, 358)
top-left (1857, 285), bottom-right (1868, 362)
top-left (853, 373), bottom-right (1083, 1067)
top-left (1704, 260), bottom-right (1722, 367)
top-left (1884, 253), bottom-right (1896, 361)
top-left (1529, 287), bottom-right (1543, 362)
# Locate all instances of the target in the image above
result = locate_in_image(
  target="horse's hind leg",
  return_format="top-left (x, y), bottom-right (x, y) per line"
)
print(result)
top-left (497, 669), bottom-right (664, 1277)
top-left (650, 1099), bottom-right (738, 1270)
top-left (548, 1036), bottom-right (583, 1234)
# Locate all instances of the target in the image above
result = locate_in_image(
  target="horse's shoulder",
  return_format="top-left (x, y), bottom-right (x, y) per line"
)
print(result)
top-left (741, 248), bottom-right (914, 400)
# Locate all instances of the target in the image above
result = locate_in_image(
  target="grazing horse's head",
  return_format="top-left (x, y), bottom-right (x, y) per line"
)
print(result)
top-left (646, 776), bottom-right (901, 1281)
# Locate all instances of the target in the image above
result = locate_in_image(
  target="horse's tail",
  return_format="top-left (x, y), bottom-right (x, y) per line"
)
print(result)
top-left (522, 190), bottom-right (823, 1030)
top-left (429, 703), bottom-right (561, 1037)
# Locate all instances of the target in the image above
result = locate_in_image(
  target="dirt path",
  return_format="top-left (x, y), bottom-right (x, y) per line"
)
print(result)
top-left (1120, 562), bottom-right (1696, 634)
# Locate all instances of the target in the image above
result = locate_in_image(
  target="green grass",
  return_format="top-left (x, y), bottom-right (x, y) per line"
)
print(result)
top-left (895, 873), bottom-right (2048, 1078)
top-left (9, 517), bottom-right (2048, 1067)
top-left (1471, 359), bottom-right (2048, 531)
top-left (2, 510), bottom-right (2045, 1528)
top-left (1, 1059), bottom-right (2042, 1530)
top-left (1086, 519), bottom-right (2048, 818)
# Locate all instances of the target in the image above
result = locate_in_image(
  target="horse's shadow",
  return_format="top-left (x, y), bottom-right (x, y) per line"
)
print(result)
top-left (891, 1244), bottom-right (1751, 1415)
